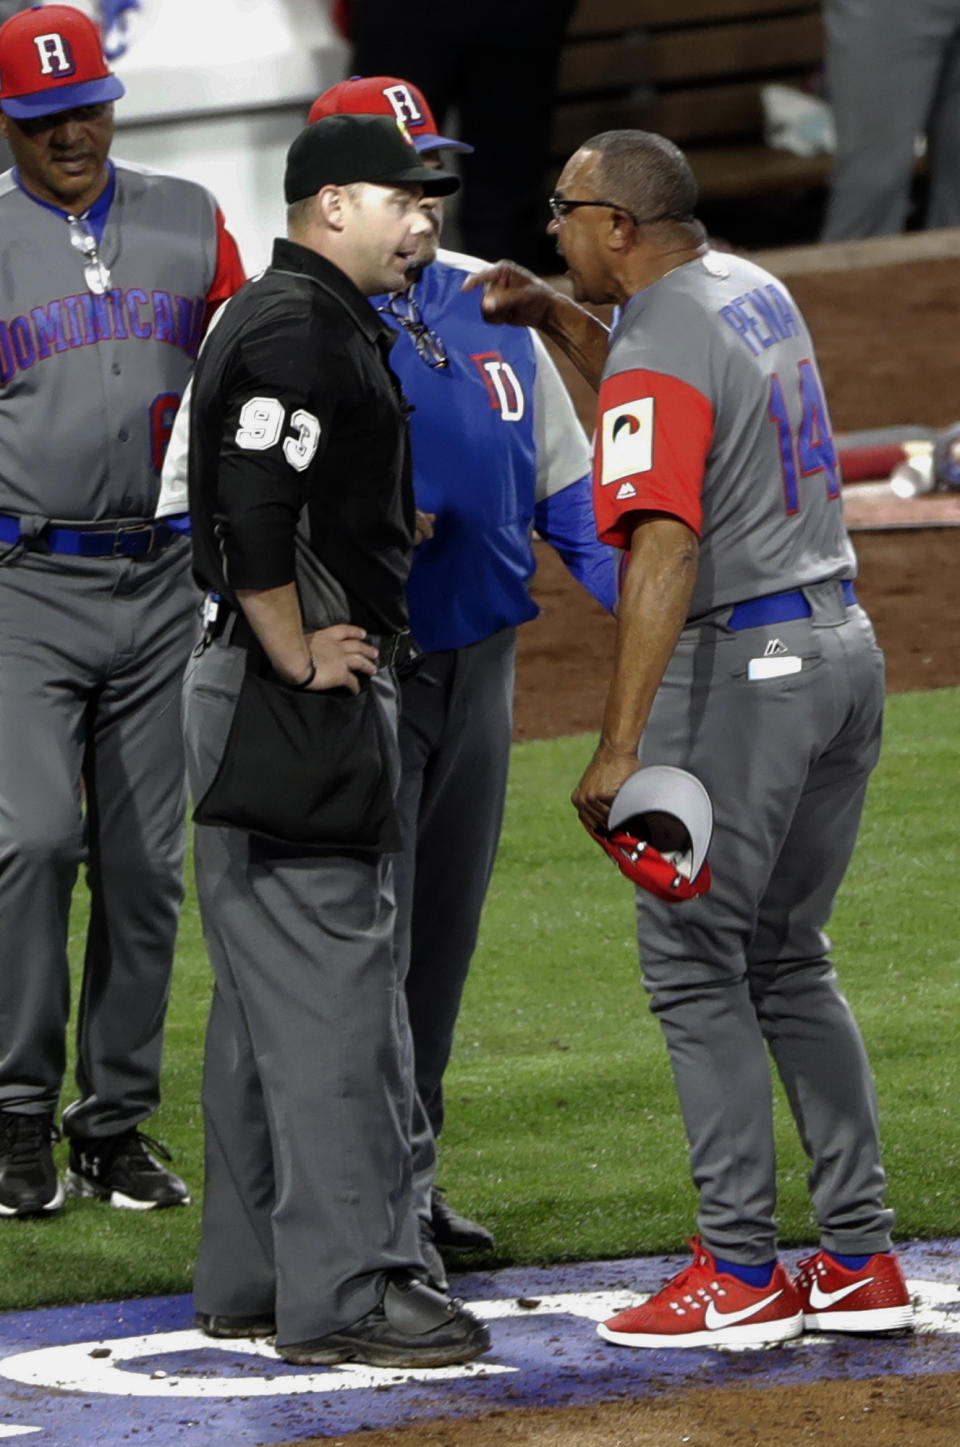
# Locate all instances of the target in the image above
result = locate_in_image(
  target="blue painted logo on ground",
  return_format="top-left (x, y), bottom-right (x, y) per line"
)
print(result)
top-left (1, 1241), bottom-right (958, 1446)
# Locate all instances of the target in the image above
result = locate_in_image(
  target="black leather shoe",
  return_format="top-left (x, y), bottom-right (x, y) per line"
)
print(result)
top-left (430, 1187), bottom-right (494, 1252)
top-left (195, 1312), bottom-right (276, 1339)
top-left (277, 1272), bottom-right (490, 1367)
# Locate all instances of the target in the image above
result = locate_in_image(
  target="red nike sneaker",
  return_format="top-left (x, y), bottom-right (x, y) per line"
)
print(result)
top-left (598, 1237), bottom-right (803, 1349)
top-left (793, 1250), bottom-right (914, 1334)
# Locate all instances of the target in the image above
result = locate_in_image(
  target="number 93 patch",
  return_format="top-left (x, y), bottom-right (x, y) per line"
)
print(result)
top-left (235, 396), bottom-right (321, 473)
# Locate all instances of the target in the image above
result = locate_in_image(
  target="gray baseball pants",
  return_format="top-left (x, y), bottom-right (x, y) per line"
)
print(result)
top-left (0, 542), bottom-right (195, 1139)
top-left (822, 0), bottom-right (960, 238)
top-left (183, 636), bottom-right (424, 1348)
top-left (393, 628), bottom-right (516, 1215)
top-left (636, 580), bottom-right (893, 1263)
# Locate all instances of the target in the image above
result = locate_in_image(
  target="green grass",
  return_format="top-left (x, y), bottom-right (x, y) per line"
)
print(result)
top-left (2, 688), bottom-right (957, 1311)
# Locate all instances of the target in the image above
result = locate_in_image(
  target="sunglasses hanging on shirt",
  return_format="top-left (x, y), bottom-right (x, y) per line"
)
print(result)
top-left (377, 289), bottom-right (448, 370)
top-left (67, 215), bottom-right (112, 296)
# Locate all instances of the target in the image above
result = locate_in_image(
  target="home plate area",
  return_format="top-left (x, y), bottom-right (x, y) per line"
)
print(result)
top-left (1, 1241), bottom-right (958, 1447)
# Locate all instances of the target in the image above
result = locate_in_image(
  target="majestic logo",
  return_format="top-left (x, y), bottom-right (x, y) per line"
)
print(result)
top-left (703, 1287), bottom-right (784, 1330)
top-left (762, 638), bottom-right (789, 656)
top-left (471, 353), bottom-right (525, 422)
top-left (33, 32), bottom-right (75, 78)
top-left (600, 397), bottom-right (653, 485)
top-left (383, 83), bottom-right (425, 128)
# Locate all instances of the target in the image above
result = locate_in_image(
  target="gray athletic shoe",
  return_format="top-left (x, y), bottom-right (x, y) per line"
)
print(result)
top-left (66, 1131), bottom-right (190, 1210)
top-left (278, 1272), bottom-right (490, 1368)
top-left (0, 1110), bottom-right (64, 1218)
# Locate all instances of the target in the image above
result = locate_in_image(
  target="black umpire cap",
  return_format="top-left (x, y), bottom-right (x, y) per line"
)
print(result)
top-left (285, 114), bottom-right (460, 204)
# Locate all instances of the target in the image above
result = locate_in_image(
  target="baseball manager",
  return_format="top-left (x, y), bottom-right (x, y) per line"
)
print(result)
top-left (0, 3), bottom-right (244, 1218)
top-left (471, 128), bottom-right (913, 1348)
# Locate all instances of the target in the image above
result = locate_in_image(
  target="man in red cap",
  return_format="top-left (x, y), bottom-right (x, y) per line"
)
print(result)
top-left (0, 4), bottom-right (245, 1219)
top-left (306, 75), bottom-right (615, 1279)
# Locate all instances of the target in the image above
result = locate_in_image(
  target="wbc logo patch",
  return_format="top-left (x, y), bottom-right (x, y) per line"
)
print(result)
top-left (599, 396), bottom-right (654, 486)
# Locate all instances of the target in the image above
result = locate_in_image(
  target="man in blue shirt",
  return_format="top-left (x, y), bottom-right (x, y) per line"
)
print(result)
top-left (307, 77), bottom-right (616, 1269)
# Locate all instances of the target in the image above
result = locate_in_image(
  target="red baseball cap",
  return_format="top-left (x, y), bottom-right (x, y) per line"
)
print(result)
top-left (0, 4), bottom-right (125, 119)
top-left (585, 766), bottom-right (714, 903)
top-left (308, 75), bottom-right (473, 154)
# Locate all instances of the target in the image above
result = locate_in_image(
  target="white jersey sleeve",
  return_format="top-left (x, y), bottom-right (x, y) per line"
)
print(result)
top-left (156, 377), bottom-right (192, 517)
top-left (531, 332), bottom-right (592, 503)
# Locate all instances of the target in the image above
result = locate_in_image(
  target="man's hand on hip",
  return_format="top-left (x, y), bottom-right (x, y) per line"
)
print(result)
top-left (304, 624), bottom-right (379, 694)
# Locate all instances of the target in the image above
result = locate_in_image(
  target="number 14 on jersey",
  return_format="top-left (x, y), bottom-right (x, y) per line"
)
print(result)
top-left (769, 360), bottom-right (840, 514)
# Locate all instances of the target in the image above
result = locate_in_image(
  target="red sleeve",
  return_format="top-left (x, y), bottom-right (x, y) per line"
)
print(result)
top-left (203, 208), bottom-right (246, 332)
top-left (592, 368), bottom-right (714, 548)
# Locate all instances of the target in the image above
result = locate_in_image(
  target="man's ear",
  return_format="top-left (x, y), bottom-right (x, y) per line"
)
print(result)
top-left (317, 185), bottom-right (346, 231)
top-left (606, 210), bottom-right (635, 254)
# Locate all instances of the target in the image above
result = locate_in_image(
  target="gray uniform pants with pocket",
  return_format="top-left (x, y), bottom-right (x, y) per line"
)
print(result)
top-left (0, 542), bottom-right (195, 1138)
top-left (183, 637), bottom-right (424, 1348)
top-left (636, 582), bottom-right (893, 1264)
top-left (392, 627), bottom-right (516, 1216)
top-left (823, 0), bottom-right (960, 238)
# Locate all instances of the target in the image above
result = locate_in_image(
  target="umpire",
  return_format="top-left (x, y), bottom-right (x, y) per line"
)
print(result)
top-left (182, 114), bottom-right (489, 1368)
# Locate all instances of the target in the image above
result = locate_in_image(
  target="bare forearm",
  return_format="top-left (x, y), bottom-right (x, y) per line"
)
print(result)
top-left (465, 262), bottom-right (610, 391)
top-left (539, 293), bottom-right (610, 393)
top-left (601, 517), bottom-right (700, 752)
top-left (235, 583), bottom-right (313, 685)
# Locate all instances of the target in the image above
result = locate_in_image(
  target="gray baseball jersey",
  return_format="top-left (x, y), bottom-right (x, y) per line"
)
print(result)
top-left (594, 250), bottom-right (856, 614)
top-left (0, 160), bottom-right (239, 520)
top-left (0, 159), bottom-right (243, 1149)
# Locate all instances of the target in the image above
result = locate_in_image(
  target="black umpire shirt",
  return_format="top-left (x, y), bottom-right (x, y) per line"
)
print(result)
top-left (187, 238), bottom-right (415, 637)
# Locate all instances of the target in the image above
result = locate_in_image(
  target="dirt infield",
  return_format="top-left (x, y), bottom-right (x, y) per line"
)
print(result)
top-left (302, 1373), bottom-right (960, 1447)
top-left (514, 524), bottom-right (960, 741)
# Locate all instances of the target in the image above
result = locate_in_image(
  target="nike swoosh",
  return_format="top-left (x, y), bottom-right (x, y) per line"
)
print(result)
top-left (703, 1287), bottom-right (784, 1330)
top-left (807, 1276), bottom-right (874, 1310)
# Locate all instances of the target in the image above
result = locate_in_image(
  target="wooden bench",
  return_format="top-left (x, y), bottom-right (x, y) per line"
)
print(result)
top-left (559, 0), bottom-right (831, 204)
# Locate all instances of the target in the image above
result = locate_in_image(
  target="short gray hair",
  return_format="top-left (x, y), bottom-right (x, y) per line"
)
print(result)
top-left (583, 130), bottom-right (698, 225)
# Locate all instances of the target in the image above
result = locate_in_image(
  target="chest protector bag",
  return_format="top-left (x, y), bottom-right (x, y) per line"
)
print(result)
top-left (193, 528), bottom-right (400, 854)
top-left (192, 662), bottom-right (401, 855)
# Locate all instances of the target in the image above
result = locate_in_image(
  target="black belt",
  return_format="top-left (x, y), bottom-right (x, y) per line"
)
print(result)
top-left (204, 599), bottom-right (415, 673)
top-left (0, 513), bottom-right (182, 558)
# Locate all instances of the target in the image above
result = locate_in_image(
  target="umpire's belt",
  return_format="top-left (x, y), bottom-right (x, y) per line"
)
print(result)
top-left (206, 600), bottom-right (414, 673)
top-left (726, 579), bottom-right (856, 631)
top-left (0, 513), bottom-right (181, 558)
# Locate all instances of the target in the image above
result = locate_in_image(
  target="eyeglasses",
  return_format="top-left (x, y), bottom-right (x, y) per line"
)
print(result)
top-left (67, 216), bottom-right (112, 296)
top-left (548, 193), bottom-right (688, 228)
top-left (377, 291), bottom-right (448, 370)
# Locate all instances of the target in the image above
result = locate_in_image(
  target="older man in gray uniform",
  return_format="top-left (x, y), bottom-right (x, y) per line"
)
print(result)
top-left (0, 3), bottom-right (244, 1218)
top-left (471, 128), bottom-right (913, 1348)
top-left (181, 114), bottom-right (489, 1368)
